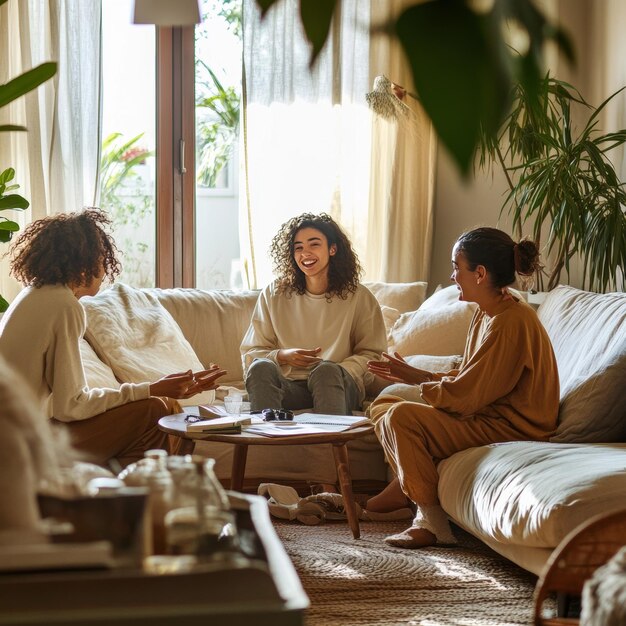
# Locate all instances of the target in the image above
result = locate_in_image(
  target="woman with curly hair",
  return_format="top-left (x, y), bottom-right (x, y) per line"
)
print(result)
top-left (241, 213), bottom-right (386, 415)
top-left (364, 227), bottom-right (559, 548)
top-left (0, 208), bottom-right (225, 468)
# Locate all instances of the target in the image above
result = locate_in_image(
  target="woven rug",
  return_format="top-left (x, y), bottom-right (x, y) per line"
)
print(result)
top-left (274, 519), bottom-right (543, 626)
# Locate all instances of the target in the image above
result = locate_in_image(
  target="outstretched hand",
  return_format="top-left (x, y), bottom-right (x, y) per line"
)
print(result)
top-left (367, 352), bottom-right (432, 386)
top-left (277, 347), bottom-right (323, 368)
top-left (149, 364), bottom-right (227, 399)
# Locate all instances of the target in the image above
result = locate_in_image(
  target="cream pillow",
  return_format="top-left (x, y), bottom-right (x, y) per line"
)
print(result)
top-left (82, 283), bottom-right (214, 406)
top-left (539, 287), bottom-right (626, 443)
top-left (388, 285), bottom-right (476, 357)
top-left (364, 281), bottom-right (428, 314)
top-left (79, 339), bottom-right (120, 390)
top-left (380, 305), bottom-right (401, 341)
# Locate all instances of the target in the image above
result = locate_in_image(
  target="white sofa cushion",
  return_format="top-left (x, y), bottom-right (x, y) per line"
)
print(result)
top-left (388, 285), bottom-right (476, 356)
top-left (439, 441), bottom-right (626, 549)
top-left (364, 281), bottom-right (427, 314)
top-left (149, 288), bottom-right (260, 384)
top-left (538, 286), bottom-right (626, 443)
top-left (79, 339), bottom-right (120, 390)
top-left (82, 283), bottom-right (214, 406)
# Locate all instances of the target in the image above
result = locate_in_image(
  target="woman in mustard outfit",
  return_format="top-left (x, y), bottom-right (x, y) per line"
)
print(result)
top-left (366, 227), bottom-right (560, 548)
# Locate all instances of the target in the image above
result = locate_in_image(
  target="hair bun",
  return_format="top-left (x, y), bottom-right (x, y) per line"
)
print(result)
top-left (514, 239), bottom-right (541, 276)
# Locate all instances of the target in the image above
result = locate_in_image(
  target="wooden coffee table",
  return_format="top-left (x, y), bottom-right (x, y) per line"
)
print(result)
top-left (158, 413), bottom-right (375, 539)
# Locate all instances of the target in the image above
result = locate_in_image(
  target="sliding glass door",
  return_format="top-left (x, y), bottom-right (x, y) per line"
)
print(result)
top-left (101, 0), bottom-right (242, 290)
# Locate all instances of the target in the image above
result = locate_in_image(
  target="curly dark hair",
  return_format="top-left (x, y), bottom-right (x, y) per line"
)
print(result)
top-left (456, 227), bottom-right (542, 289)
top-left (270, 213), bottom-right (362, 299)
top-left (9, 208), bottom-right (121, 288)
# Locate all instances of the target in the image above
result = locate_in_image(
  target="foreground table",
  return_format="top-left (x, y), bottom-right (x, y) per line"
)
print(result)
top-left (159, 413), bottom-right (375, 539)
top-left (0, 495), bottom-right (308, 626)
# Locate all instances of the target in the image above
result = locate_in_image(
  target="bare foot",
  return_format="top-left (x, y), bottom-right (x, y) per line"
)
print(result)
top-left (366, 477), bottom-right (411, 513)
top-left (384, 527), bottom-right (436, 549)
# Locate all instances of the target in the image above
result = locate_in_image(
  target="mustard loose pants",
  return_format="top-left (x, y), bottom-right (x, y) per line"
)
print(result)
top-left (369, 394), bottom-right (527, 507)
top-left (53, 397), bottom-right (181, 469)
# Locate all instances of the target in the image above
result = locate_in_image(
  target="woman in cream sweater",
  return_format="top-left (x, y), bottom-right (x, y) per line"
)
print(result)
top-left (241, 213), bottom-right (386, 415)
top-left (0, 208), bottom-right (225, 468)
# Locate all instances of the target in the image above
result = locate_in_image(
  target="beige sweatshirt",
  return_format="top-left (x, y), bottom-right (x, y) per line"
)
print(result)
top-left (240, 283), bottom-right (387, 399)
top-left (420, 298), bottom-right (560, 439)
top-left (0, 285), bottom-right (150, 422)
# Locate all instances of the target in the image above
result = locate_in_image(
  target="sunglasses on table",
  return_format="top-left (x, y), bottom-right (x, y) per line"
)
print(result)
top-left (251, 408), bottom-right (295, 422)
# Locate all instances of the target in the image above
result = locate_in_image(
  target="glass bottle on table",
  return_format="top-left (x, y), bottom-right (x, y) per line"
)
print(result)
top-left (165, 455), bottom-right (239, 560)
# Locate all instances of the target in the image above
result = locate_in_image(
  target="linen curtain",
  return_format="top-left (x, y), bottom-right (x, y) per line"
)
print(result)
top-left (240, 0), bottom-right (436, 288)
top-left (0, 0), bottom-right (101, 303)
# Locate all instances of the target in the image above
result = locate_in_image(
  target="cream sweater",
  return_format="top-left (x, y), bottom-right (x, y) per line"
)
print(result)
top-left (0, 285), bottom-right (150, 422)
top-left (240, 283), bottom-right (387, 399)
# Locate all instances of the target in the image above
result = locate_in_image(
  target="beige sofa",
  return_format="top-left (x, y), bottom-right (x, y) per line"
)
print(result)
top-left (80, 281), bottom-right (430, 486)
top-left (80, 282), bottom-right (626, 575)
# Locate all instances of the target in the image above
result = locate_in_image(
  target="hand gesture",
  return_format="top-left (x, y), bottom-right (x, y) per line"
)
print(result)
top-left (367, 352), bottom-right (432, 386)
top-left (277, 347), bottom-right (323, 368)
top-left (149, 364), bottom-right (227, 399)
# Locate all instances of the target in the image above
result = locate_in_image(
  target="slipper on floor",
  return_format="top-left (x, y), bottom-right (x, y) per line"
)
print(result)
top-left (300, 492), bottom-right (363, 521)
top-left (359, 507), bottom-right (415, 522)
top-left (257, 483), bottom-right (302, 521)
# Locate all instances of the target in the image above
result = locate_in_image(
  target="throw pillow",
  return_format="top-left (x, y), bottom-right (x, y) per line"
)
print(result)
top-left (541, 286), bottom-right (626, 443)
top-left (380, 305), bottom-right (401, 341)
top-left (364, 281), bottom-right (428, 314)
top-left (388, 285), bottom-right (476, 357)
top-left (82, 283), bottom-right (214, 407)
top-left (79, 339), bottom-right (120, 390)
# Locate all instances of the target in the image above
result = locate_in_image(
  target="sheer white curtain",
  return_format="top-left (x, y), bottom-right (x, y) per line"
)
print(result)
top-left (240, 0), bottom-right (436, 288)
top-left (0, 0), bottom-right (101, 303)
top-left (240, 0), bottom-right (371, 288)
top-left (367, 0), bottom-right (437, 282)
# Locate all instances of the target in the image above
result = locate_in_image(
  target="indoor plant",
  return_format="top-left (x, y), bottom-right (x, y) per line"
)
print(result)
top-left (476, 74), bottom-right (626, 292)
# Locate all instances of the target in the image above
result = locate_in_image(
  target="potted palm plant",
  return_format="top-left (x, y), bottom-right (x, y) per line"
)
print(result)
top-left (476, 74), bottom-right (626, 293)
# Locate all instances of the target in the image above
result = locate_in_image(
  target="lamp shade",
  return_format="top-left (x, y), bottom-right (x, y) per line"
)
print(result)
top-left (133, 0), bottom-right (201, 26)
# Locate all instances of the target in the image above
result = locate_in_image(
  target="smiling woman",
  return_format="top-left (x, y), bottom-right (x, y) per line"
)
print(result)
top-left (240, 212), bottom-right (387, 416)
top-left (365, 226), bottom-right (559, 550)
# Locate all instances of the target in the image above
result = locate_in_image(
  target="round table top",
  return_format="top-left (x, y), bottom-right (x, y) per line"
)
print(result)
top-left (158, 413), bottom-right (375, 446)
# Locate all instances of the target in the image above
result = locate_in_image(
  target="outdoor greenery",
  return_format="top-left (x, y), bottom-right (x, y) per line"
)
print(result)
top-left (476, 75), bottom-right (626, 292)
top-left (0, 0), bottom-right (57, 310)
top-left (99, 132), bottom-right (155, 287)
top-left (195, 0), bottom-right (241, 188)
top-left (196, 61), bottom-right (240, 188)
top-left (256, 0), bottom-right (574, 177)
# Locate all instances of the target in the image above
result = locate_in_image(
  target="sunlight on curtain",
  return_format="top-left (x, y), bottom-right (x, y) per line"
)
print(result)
top-left (0, 0), bottom-right (101, 303)
top-left (240, 0), bottom-right (371, 288)
top-left (241, 0), bottom-right (436, 288)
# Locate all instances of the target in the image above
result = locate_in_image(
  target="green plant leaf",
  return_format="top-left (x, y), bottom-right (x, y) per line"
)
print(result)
top-left (0, 125), bottom-right (27, 132)
top-left (0, 219), bottom-right (19, 232)
top-left (396, 0), bottom-right (511, 176)
top-left (0, 294), bottom-right (9, 313)
top-left (0, 168), bottom-right (15, 186)
top-left (0, 194), bottom-right (29, 210)
top-left (299, 0), bottom-right (336, 66)
top-left (0, 62), bottom-right (57, 109)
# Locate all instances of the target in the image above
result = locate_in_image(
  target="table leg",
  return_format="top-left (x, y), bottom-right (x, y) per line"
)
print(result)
top-left (230, 444), bottom-right (248, 492)
top-left (332, 443), bottom-right (360, 539)
top-left (174, 436), bottom-right (195, 456)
